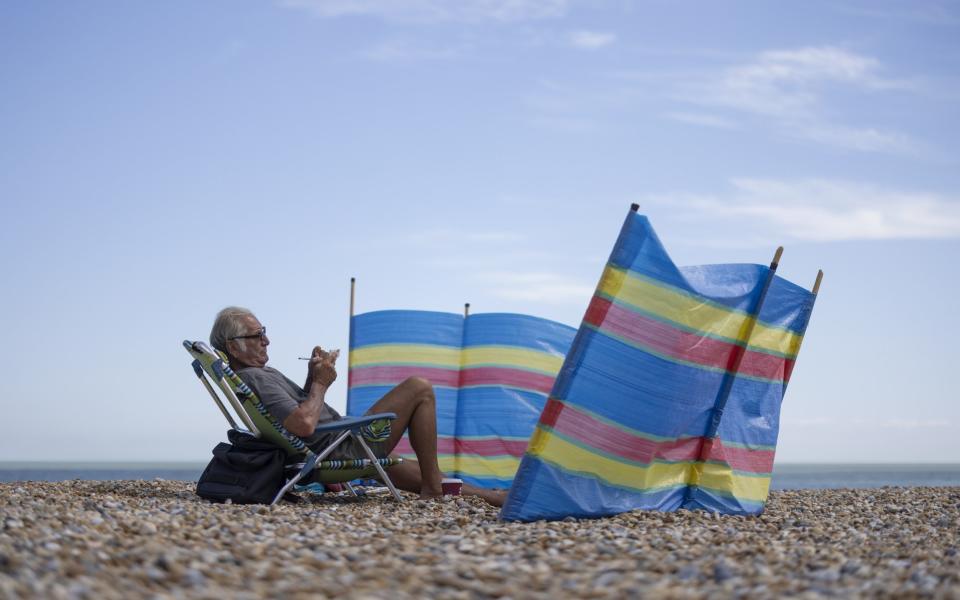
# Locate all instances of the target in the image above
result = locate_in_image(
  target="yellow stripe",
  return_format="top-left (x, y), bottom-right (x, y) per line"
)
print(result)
top-left (350, 344), bottom-right (461, 369)
top-left (454, 455), bottom-right (521, 479)
top-left (690, 462), bottom-right (771, 503)
top-left (462, 346), bottom-right (564, 375)
top-left (599, 266), bottom-right (802, 357)
top-left (398, 453), bottom-right (458, 473)
top-left (529, 428), bottom-right (770, 502)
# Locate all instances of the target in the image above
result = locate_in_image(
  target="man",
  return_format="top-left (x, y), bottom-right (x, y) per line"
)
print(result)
top-left (210, 306), bottom-right (505, 506)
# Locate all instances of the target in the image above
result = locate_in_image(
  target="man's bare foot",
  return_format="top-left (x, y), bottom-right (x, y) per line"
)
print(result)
top-left (419, 483), bottom-right (443, 501)
top-left (464, 487), bottom-right (508, 507)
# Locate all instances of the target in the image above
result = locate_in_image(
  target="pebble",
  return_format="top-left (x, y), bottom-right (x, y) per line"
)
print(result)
top-left (0, 481), bottom-right (958, 598)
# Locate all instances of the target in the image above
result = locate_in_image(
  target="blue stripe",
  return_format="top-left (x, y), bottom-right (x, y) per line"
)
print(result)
top-left (456, 387), bottom-right (548, 438)
top-left (463, 313), bottom-right (576, 353)
top-left (682, 486), bottom-right (765, 515)
top-left (500, 456), bottom-right (688, 522)
top-left (758, 275), bottom-right (816, 334)
top-left (458, 474), bottom-right (515, 489)
top-left (551, 327), bottom-right (787, 446)
top-left (351, 310), bottom-right (463, 347)
top-left (609, 214), bottom-right (814, 336)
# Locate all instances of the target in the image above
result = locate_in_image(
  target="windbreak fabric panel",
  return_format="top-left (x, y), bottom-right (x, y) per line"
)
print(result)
top-left (501, 212), bottom-right (816, 521)
top-left (347, 310), bottom-right (575, 488)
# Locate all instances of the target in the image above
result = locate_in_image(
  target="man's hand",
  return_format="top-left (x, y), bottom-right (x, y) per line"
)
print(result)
top-left (288, 346), bottom-right (339, 438)
top-left (309, 348), bottom-right (338, 388)
top-left (311, 345), bottom-right (340, 364)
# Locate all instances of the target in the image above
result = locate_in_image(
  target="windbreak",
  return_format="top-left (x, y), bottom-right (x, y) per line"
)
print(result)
top-left (500, 210), bottom-right (817, 521)
top-left (347, 310), bottom-right (576, 489)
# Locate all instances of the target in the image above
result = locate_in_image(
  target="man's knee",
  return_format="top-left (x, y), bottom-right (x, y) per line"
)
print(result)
top-left (402, 376), bottom-right (434, 399)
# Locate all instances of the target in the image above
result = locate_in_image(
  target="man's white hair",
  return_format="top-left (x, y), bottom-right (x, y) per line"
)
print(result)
top-left (210, 306), bottom-right (255, 352)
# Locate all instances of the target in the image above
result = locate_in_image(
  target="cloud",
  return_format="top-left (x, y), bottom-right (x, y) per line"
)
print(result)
top-left (784, 416), bottom-right (952, 429)
top-left (645, 178), bottom-right (960, 242)
top-left (835, 3), bottom-right (960, 26)
top-left (793, 125), bottom-right (921, 154)
top-left (407, 229), bottom-right (527, 246)
top-left (522, 78), bottom-right (648, 133)
top-left (282, 0), bottom-right (570, 23)
top-left (569, 31), bottom-right (617, 49)
top-left (676, 46), bottom-right (920, 154)
top-left (707, 46), bottom-right (909, 118)
top-left (476, 271), bottom-right (595, 304)
top-left (362, 39), bottom-right (464, 62)
top-left (664, 111), bottom-right (738, 129)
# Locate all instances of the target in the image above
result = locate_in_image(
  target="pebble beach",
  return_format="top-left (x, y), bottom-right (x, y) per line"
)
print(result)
top-left (1, 481), bottom-right (958, 599)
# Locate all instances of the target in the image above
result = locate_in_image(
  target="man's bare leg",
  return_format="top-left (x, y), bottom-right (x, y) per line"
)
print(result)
top-left (364, 377), bottom-right (444, 498)
top-left (379, 456), bottom-right (507, 507)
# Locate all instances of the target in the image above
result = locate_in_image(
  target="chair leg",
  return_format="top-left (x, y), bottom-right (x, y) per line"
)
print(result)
top-left (270, 430), bottom-right (352, 506)
top-left (354, 434), bottom-right (403, 502)
top-left (344, 481), bottom-right (360, 497)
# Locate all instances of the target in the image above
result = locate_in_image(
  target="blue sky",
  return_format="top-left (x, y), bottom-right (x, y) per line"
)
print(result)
top-left (1, 1), bottom-right (958, 463)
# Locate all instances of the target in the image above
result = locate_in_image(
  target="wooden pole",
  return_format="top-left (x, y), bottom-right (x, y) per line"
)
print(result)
top-left (701, 245), bottom-right (783, 441)
top-left (464, 303), bottom-right (470, 318)
top-left (350, 277), bottom-right (355, 317)
top-left (771, 246), bottom-right (784, 270)
top-left (812, 270), bottom-right (824, 295)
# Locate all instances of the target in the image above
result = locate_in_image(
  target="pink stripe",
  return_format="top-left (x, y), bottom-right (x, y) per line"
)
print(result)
top-left (394, 436), bottom-right (456, 456)
top-left (541, 398), bottom-right (773, 473)
top-left (701, 438), bottom-right (775, 473)
top-left (349, 365), bottom-right (460, 388)
top-left (394, 437), bottom-right (529, 459)
top-left (587, 296), bottom-right (793, 383)
top-left (456, 438), bottom-right (529, 458)
top-left (460, 367), bottom-right (556, 394)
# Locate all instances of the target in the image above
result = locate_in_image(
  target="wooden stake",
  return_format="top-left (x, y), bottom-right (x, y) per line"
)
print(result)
top-left (464, 303), bottom-right (470, 318)
top-left (350, 277), bottom-right (355, 318)
top-left (770, 246), bottom-right (784, 270)
top-left (700, 244), bottom-right (783, 444)
top-left (812, 270), bottom-right (824, 295)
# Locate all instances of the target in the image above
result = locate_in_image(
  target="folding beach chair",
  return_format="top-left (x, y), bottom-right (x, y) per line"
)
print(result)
top-left (183, 340), bottom-right (404, 505)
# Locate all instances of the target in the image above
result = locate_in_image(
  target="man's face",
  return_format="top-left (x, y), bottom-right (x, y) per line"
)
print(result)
top-left (225, 314), bottom-right (270, 368)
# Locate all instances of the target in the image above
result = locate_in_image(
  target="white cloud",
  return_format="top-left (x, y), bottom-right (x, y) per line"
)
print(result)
top-left (522, 78), bottom-right (647, 133)
top-left (477, 271), bottom-right (595, 304)
top-left (282, 0), bottom-right (570, 23)
top-left (664, 111), bottom-right (738, 129)
top-left (528, 114), bottom-right (600, 133)
top-left (836, 4), bottom-right (960, 26)
top-left (569, 31), bottom-right (616, 49)
top-left (794, 125), bottom-right (920, 154)
top-left (645, 178), bottom-right (960, 242)
top-left (676, 46), bottom-right (920, 154)
top-left (409, 229), bottom-right (527, 246)
top-left (707, 46), bottom-right (905, 118)
top-left (362, 39), bottom-right (463, 62)
top-left (784, 416), bottom-right (952, 429)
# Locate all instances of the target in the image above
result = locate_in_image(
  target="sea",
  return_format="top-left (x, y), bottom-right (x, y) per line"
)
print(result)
top-left (1, 462), bottom-right (959, 489)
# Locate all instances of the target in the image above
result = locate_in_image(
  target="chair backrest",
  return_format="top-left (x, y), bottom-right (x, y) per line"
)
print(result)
top-left (183, 340), bottom-right (312, 458)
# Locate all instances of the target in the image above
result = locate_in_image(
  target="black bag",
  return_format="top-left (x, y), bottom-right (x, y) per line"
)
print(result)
top-left (196, 430), bottom-right (287, 504)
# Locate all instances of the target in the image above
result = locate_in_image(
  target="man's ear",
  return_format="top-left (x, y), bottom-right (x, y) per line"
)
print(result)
top-left (223, 339), bottom-right (239, 362)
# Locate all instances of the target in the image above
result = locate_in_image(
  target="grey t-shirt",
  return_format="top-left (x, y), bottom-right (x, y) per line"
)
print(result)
top-left (236, 366), bottom-right (342, 450)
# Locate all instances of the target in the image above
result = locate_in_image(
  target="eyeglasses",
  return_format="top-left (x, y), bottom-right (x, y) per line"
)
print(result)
top-left (228, 327), bottom-right (267, 342)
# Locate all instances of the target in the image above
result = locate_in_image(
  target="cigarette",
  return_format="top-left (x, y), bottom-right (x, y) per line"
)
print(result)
top-left (299, 350), bottom-right (341, 360)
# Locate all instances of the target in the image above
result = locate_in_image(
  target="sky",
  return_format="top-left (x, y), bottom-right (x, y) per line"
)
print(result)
top-left (1, 1), bottom-right (958, 464)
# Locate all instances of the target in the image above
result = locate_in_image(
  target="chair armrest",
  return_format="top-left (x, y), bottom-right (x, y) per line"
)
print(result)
top-left (313, 412), bottom-right (397, 434)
